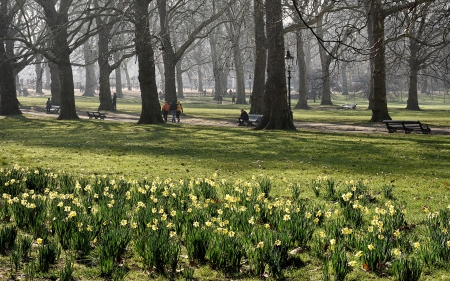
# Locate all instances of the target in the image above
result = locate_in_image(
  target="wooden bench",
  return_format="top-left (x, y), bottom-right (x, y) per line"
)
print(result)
top-left (86, 111), bottom-right (106, 120)
top-left (383, 120), bottom-right (431, 134)
top-left (47, 106), bottom-right (60, 114)
top-left (341, 104), bottom-right (357, 110)
top-left (238, 114), bottom-right (263, 126)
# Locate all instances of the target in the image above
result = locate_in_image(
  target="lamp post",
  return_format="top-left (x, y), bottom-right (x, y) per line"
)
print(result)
top-left (285, 50), bottom-right (294, 119)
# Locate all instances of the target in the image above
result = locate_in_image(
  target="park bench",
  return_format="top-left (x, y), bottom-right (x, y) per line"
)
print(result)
top-left (383, 120), bottom-right (431, 134)
top-left (47, 106), bottom-right (60, 114)
top-left (238, 114), bottom-right (263, 126)
top-left (341, 104), bottom-right (357, 110)
top-left (86, 111), bottom-right (106, 120)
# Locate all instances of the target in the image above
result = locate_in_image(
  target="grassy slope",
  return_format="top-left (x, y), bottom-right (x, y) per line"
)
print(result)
top-left (1, 92), bottom-right (450, 280)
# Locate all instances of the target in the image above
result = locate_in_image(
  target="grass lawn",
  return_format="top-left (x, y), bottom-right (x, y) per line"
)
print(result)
top-left (0, 91), bottom-right (450, 280)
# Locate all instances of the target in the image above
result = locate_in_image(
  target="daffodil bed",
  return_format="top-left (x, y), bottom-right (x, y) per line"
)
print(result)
top-left (1, 165), bottom-right (449, 281)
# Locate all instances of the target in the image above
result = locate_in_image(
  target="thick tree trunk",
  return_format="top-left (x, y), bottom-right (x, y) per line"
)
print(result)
top-left (82, 38), bottom-right (96, 97)
top-left (370, 0), bottom-right (391, 122)
top-left (250, 0), bottom-right (266, 113)
top-left (40, 1), bottom-right (78, 120)
top-left (58, 58), bottom-right (78, 120)
top-left (96, 22), bottom-right (113, 110)
top-left (0, 41), bottom-right (20, 115)
top-left (0, 5), bottom-right (21, 115)
top-left (256, 0), bottom-right (295, 130)
top-left (406, 39), bottom-right (420, 110)
top-left (135, 0), bottom-right (164, 124)
top-left (295, 29), bottom-right (309, 109)
top-left (48, 61), bottom-right (61, 105)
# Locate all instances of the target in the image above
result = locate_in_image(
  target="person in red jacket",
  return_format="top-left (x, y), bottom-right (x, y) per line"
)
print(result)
top-left (161, 101), bottom-right (170, 122)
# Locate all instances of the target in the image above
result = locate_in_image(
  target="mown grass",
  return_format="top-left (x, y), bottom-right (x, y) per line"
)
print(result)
top-left (0, 91), bottom-right (449, 280)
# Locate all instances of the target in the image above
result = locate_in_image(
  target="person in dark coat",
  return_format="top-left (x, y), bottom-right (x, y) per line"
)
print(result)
top-left (112, 92), bottom-right (117, 111)
top-left (170, 99), bottom-right (177, 123)
top-left (238, 109), bottom-right (249, 125)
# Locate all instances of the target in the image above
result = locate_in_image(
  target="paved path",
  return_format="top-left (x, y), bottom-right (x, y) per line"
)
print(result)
top-left (19, 107), bottom-right (450, 135)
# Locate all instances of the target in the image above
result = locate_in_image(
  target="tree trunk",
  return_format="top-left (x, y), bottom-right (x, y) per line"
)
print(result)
top-left (233, 45), bottom-right (246, 104)
top-left (113, 51), bottom-right (123, 98)
top-left (135, 0), bottom-right (164, 124)
top-left (370, 0), bottom-right (391, 122)
top-left (96, 21), bottom-right (113, 110)
top-left (35, 55), bottom-right (44, 95)
top-left (0, 42), bottom-right (20, 115)
top-left (157, 62), bottom-right (165, 93)
top-left (39, 0), bottom-right (78, 120)
top-left (82, 38), bottom-right (96, 97)
top-left (295, 29), bottom-right (309, 109)
top-left (176, 60), bottom-right (185, 98)
top-left (250, 0), bottom-right (266, 114)
top-left (58, 58), bottom-right (78, 119)
top-left (406, 38), bottom-right (420, 110)
top-left (122, 61), bottom-right (132, 91)
top-left (197, 64), bottom-right (203, 93)
top-left (209, 31), bottom-right (223, 100)
top-left (341, 62), bottom-right (348, 95)
top-left (317, 16), bottom-right (333, 106)
top-left (0, 4), bottom-right (21, 115)
top-left (256, 0), bottom-right (295, 130)
top-left (364, 0), bottom-right (375, 110)
top-left (44, 64), bottom-right (50, 90)
top-left (48, 61), bottom-right (61, 105)
top-left (158, 0), bottom-right (177, 102)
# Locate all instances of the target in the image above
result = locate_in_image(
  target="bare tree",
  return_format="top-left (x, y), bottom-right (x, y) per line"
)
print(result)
top-left (256, 0), bottom-right (295, 130)
top-left (134, 0), bottom-right (164, 124)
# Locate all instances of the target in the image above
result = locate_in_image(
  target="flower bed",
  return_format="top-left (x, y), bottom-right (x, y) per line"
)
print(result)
top-left (1, 165), bottom-right (449, 280)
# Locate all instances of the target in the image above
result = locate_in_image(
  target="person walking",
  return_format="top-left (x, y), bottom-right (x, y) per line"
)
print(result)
top-left (161, 101), bottom-right (170, 122)
top-left (176, 100), bottom-right (183, 123)
top-left (112, 92), bottom-right (117, 111)
top-left (170, 99), bottom-right (177, 123)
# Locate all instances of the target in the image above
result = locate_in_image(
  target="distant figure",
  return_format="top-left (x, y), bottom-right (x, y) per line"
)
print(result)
top-left (176, 100), bottom-right (183, 123)
top-left (159, 91), bottom-right (164, 100)
top-left (238, 109), bottom-right (249, 126)
top-left (112, 92), bottom-right (117, 111)
top-left (46, 98), bottom-right (52, 113)
top-left (170, 99), bottom-right (177, 123)
top-left (231, 95), bottom-right (235, 104)
top-left (161, 101), bottom-right (170, 122)
top-left (229, 89), bottom-right (233, 97)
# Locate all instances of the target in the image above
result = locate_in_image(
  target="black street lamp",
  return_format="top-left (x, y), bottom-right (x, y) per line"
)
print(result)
top-left (285, 50), bottom-right (294, 119)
